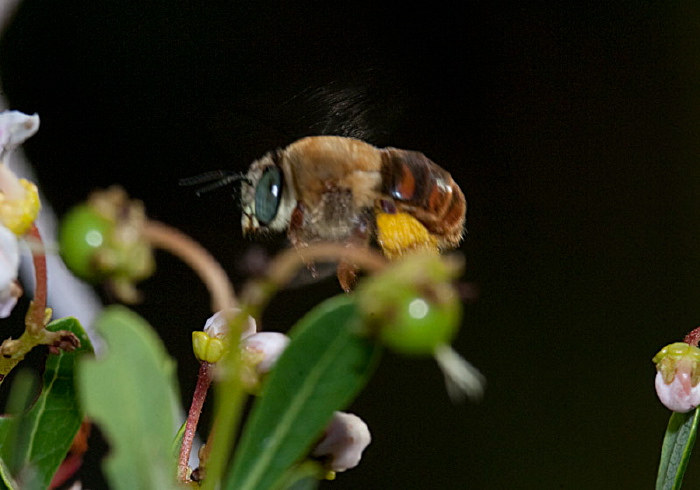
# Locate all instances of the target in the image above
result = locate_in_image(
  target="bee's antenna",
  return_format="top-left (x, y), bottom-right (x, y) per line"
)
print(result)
top-left (179, 171), bottom-right (251, 196)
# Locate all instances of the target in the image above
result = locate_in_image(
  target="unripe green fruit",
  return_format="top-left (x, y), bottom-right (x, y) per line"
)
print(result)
top-left (59, 205), bottom-right (112, 281)
top-left (377, 289), bottom-right (461, 356)
top-left (356, 253), bottom-right (464, 356)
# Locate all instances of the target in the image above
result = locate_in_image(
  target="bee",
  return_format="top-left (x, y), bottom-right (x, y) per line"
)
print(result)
top-left (239, 136), bottom-right (466, 291)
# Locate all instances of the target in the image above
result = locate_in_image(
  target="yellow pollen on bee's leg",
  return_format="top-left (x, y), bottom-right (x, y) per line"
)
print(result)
top-left (376, 212), bottom-right (439, 260)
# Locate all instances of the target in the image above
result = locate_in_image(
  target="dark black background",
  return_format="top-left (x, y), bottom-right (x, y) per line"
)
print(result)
top-left (2, 1), bottom-right (700, 488)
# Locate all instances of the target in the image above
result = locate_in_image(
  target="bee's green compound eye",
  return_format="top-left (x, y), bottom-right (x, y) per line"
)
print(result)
top-left (254, 166), bottom-right (283, 226)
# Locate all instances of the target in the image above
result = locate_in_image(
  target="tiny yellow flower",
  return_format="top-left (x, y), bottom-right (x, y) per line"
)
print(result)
top-left (0, 176), bottom-right (40, 235)
top-left (192, 331), bottom-right (228, 364)
top-left (0, 111), bottom-right (42, 235)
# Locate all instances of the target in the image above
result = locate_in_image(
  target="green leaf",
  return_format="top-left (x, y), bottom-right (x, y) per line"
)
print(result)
top-left (226, 294), bottom-right (380, 490)
top-left (0, 456), bottom-right (18, 490)
top-left (78, 306), bottom-right (182, 490)
top-left (0, 317), bottom-right (93, 489)
top-left (171, 420), bottom-right (188, 460)
top-left (656, 408), bottom-right (700, 490)
top-left (278, 461), bottom-right (323, 490)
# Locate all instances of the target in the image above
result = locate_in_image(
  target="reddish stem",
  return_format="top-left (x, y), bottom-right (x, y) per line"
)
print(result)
top-left (684, 327), bottom-right (700, 347)
top-left (27, 224), bottom-right (48, 327)
top-left (178, 362), bottom-right (214, 482)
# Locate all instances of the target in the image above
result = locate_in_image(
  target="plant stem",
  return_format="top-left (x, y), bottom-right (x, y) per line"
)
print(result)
top-left (241, 243), bottom-right (387, 314)
top-left (141, 220), bottom-right (240, 484)
top-left (0, 224), bottom-right (52, 384)
top-left (26, 224), bottom-right (48, 334)
top-left (142, 220), bottom-right (237, 313)
top-left (685, 327), bottom-right (700, 347)
top-left (200, 314), bottom-right (248, 490)
top-left (178, 362), bottom-right (214, 482)
top-left (203, 243), bottom-right (386, 489)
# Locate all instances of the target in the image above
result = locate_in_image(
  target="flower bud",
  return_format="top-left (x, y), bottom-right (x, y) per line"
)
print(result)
top-left (0, 225), bottom-right (20, 317)
top-left (0, 111), bottom-right (39, 153)
top-left (240, 332), bottom-right (289, 392)
top-left (312, 412), bottom-right (371, 473)
top-left (653, 342), bottom-right (700, 413)
top-left (192, 331), bottom-right (228, 364)
top-left (0, 111), bottom-right (41, 235)
top-left (193, 309), bottom-right (257, 363)
top-left (203, 309), bottom-right (256, 339)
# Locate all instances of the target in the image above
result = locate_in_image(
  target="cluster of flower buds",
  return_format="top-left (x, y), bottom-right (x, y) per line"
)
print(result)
top-left (0, 111), bottom-right (41, 318)
top-left (191, 308), bottom-right (256, 364)
top-left (192, 309), bottom-right (372, 474)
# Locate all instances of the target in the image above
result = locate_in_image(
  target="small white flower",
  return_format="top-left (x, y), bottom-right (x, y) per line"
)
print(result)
top-left (0, 111), bottom-right (39, 159)
top-left (203, 308), bottom-right (256, 339)
top-left (0, 224), bottom-right (20, 317)
top-left (241, 332), bottom-right (290, 374)
top-left (312, 412), bottom-right (371, 473)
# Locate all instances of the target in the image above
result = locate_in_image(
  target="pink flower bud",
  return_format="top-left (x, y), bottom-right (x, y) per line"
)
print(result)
top-left (312, 412), bottom-right (371, 473)
top-left (653, 342), bottom-right (700, 413)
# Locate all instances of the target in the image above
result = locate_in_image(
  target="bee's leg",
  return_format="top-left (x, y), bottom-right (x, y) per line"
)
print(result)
top-left (287, 203), bottom-right (318, 277)
top-left (337, 262), bottom-right (357, 293)
top-left (336, 210), bottom-right (373, 292)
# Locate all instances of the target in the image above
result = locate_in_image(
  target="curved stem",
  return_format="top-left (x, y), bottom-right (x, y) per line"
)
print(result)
top-left (0, 224), bottom-right (75, 384)
top-left (141, 220), bottom-right (238, 483)
top-left (142, 220), bottom-right (237, 313)
top-left (203, 243), bottom-right (387, 488)
top-left (241, 243), bottom-right (387, 314)
top-left (269, 243), bottom-right (387, 289)
top-left (27, 224), bottom-right (48, 333)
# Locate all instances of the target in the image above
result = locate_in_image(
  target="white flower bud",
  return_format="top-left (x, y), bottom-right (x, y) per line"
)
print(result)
top-left (203, 308), bottom-right (256, 339)
top-left (0, 225), bottom-right (19, 318)
top-left (242, 332), bottom-right (290, 374)
top-left (312, 412), bottom-right (371, 472)
top-left (0, 111), bottom-right (40, 157)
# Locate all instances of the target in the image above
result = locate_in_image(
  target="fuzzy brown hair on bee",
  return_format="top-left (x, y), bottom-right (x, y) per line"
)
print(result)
top-left (240, 136), bottom-right (466, 291)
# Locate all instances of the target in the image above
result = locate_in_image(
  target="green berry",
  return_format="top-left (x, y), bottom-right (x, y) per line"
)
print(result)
top-left (59, 204), bottom-right (112, 281)
top-left (356, 253), bottom-right (464, 356)
top-left (378, 289), bottom-right (461, 355)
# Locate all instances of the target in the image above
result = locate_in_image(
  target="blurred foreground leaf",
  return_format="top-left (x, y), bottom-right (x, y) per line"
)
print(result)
top-left (0, 457), bottom-right (17, 490)
top-left (226, 295), bottom-right (380, 490)
top-left (78, 306), bottom-right (181, 490)
top-left (0, 317), bottom-right (93, 489)
top-left (656, 408), bottom-right (700, 490)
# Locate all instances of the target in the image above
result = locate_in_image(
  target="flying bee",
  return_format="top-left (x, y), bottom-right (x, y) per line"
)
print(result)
top-left (183, 136), bottom-right (466, 291)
